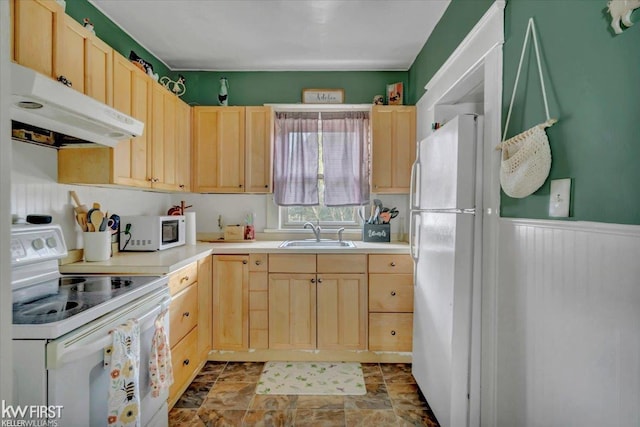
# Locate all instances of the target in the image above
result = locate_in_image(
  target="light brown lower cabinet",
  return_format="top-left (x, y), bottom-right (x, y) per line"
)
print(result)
top-left (368, 254), bottom-right (414, 352)
top-left (211, 255), bottom-right (249, 351)
top-left (267, 254), bottom-right (368, 351)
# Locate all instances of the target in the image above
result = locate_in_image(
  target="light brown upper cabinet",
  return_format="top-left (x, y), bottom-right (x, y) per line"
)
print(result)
top-left (12, 1), bottom-right (113, 106)
top-left (150, 84), bottom-right (191, 192)
top-left (61, 15), bottom-right (113, 105)
top-left (11, 0), bottom-right (63, 80)
top-left (192, 106), bottom-right (273, 193)
top-left (245, 107), bottom-right (274, 193)
top-left (371, 105), bottom-right (417, 194)
top-left (59, 51), bottom-right (153, 187)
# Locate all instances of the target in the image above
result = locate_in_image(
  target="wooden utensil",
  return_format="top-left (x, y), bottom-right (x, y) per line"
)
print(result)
top-left (70, 191), bottom-right (88, 213)
top-left (90, 209), bottom-right (105, 232)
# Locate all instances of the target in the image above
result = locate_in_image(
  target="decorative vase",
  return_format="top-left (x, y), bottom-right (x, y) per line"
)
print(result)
top-left (218, 77), bottom-right (229, 106)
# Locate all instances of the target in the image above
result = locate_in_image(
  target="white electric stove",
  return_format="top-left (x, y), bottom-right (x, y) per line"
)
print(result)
top-left (11, 224), bottom-right (171, 427)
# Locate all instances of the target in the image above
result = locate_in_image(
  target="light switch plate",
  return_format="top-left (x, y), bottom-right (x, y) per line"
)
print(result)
top-left (549, 178), bottom-right (571, 217)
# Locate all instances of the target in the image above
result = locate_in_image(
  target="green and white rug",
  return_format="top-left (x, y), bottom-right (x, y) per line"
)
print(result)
top-left (256, 361), bottom-right (366, 395)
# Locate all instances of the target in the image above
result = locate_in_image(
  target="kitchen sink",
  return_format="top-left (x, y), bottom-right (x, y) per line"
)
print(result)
top-left (279, 239), bottom-right (356, 248)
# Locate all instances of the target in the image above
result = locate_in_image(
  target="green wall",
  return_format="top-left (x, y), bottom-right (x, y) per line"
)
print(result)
top-left (500, 0), bottom-right (640, 224)
top-left (65, 0), bottom-right (407, 107)
top-left (408, 0), bottom-right (494, 104)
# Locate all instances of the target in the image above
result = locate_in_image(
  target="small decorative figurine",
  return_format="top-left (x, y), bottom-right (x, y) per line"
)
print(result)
top-left (82, 18), bottom-right (95, 33)
top-left (218, 77), bottom-right (229, 106)
top-left (129, 51), bottom-right (159, 81)
top-left (373, 95), bottom-right (384, 105)
top-left (159, 74), bottom-right (186, 97)
top-left (608, 0), bottom-right (640, 34)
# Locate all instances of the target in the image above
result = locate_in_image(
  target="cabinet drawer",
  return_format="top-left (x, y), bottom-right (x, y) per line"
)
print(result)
top-left (368, 254), bottom-right (413, 274)
top-left (317, 254), bottom-right (367, 273)
top-left (369, 274), bottom-right (414, 312)
top-left (249, 253), bottom-right (268, 272)
top-left (169, 326), bottom-right (199, 400)
top-left (169, 283), bottom-right (198, 347)
top-left (269, 254), bottom-right (316, 273)
top-left (168, 262), bottom-right (198, 295)
top-left (369, 313), bottom-right (413, 352)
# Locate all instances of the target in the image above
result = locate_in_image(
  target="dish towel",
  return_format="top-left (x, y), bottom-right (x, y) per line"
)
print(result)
top-left (149, 310), bottom-right (173, 397)
top-left (104, 319), bottom-right (141, 427)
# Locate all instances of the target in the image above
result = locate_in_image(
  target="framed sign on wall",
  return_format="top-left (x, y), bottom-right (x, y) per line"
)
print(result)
top-left (302, 89), bottom-right (344, 104)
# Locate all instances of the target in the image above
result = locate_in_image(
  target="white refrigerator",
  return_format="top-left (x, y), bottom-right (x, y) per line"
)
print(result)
top-left (410, 114), bottom-right (482, 427)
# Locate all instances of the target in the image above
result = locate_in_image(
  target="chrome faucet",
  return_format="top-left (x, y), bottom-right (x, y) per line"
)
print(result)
top-left (303, 221), bottom-right (322, 242)
top-left (337, 227), bottom-right (345, 242)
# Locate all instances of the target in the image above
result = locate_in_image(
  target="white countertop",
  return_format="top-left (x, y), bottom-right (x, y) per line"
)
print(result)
top-left (59, 240), bottom-right (410, 275)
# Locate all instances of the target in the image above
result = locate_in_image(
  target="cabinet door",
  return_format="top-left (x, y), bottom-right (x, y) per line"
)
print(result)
top-left (268, 274), bottom-right (316, 349)
top-left (175, 99), bottom-right (191, 191)
top-left (12, 0), bottom-right (63, 79)
top-left (150, 84), bottom-right (166, 186)
top-left (130, 67), bottom-right (152, 187)
top-left (317, 273), bottom-right (367, 350)
top-left (85, 35), bottom-right (113, 106)
top-left (371, 106), bottom-right (416, 193)
top-left (245, 106), bottom-right (273, 193)
top-left (112, 53), bottom-right (152, 187)
top-left (212, 255), bottom-right (249, 351)
top-left (192, 107), bottom-right (245, 193)
top-left (59, 15), bottom-right (87, 94)
top-left (197, 255), bottom-right (212, 360)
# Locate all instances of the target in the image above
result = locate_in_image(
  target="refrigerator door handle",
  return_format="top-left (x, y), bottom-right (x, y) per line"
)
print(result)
top-left (409, 211), bottom-right (421, 263)
top-left (410, 159), bottom-right (420, 211)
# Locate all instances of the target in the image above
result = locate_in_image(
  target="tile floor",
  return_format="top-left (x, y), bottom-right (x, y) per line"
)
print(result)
top-left (169, 362), bottom-right (440, 427)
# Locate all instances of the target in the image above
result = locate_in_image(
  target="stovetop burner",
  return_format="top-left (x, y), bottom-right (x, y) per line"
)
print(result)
top-left (13, 275), bottom-right (162, 326)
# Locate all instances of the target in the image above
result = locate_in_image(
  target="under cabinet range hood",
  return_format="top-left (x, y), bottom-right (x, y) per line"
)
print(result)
top-left (10, 63), bottom-right (144, 148)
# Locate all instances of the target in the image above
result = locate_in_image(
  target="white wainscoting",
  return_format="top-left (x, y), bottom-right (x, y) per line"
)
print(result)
top-left (496, 218), bottom-right (640, 427)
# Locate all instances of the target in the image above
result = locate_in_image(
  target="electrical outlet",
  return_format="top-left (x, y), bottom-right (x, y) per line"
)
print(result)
top-left (549, 178), bottom-right (571, 217)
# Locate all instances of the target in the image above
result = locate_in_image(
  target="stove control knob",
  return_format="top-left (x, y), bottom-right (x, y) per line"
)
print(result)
top-left (46, 237), bottom-right (58, 248)
top-left (32, 238), bottom-right (45, 250)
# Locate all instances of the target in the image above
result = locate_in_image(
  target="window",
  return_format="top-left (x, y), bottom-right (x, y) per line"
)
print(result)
top-left (273, 109), bottom-right (370, 229)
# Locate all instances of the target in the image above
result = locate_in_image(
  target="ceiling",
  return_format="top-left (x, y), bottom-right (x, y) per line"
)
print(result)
top-left (89, 0), bottom-right (451, 72)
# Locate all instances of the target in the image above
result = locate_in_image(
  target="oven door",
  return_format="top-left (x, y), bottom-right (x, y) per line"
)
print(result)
top-left (46, 287), bottom-right (171, 427)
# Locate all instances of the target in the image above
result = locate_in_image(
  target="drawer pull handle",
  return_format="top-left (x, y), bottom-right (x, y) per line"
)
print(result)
top-left (183, 359), bottom-right (190, 366)
top-left (390, 291), bottom-right (396, 296)
top-left (390, 330), bottom-right (396, 336)
top-left (390, 262), bottom-right (396, 267)
top-left (311, 278), bottom-right (316, 284)
top-left (180, 276), bottom-right (190, 283)
top-left (183, 312), bottom-right (190, 317)
top-left (243, 260), bottom-right (248, 264)
top-left (317, 278), bottom-right (323, 284)
top-left (255, 260), bottom-right (262, 265)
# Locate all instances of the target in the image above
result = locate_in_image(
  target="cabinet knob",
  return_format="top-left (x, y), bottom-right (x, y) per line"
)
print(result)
top-left (390, 291), bottom-right (396, 296)
top-left (239, 184), bottom-right (243, 188)
top-left (179, 184), bottom-right (185, 189)
top-left (264, 185), bottom-right (268, 188)
top-left (255, 260), bottom-right (262, 265)
top-left (183, 311), bottom-right (190, 317)
top-left (183, 359), bottom-right (190, 366)
top-left (317, 278), bottom-right (323, 284)
top-left (242, 260), bottom-right (248, 264)
top-left (390, 330), bottom-right (396, 336)
top-left (310, 278), bottom-right (316, 284)
top-left (390, 262), bottom-right (396, 267)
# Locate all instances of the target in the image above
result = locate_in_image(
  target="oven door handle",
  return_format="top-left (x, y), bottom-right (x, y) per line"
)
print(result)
top-left (54, 296), bottom-right (171, 368)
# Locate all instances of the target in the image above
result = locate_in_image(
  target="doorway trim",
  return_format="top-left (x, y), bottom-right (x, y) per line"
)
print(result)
top-left (415, 2), bottom-right (504, 426)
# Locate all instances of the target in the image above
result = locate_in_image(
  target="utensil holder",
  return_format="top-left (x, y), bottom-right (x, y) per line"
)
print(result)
top-left (363, 224), bottom-right (390, 242)
top-left (83, 231), bottom-right (111, 261)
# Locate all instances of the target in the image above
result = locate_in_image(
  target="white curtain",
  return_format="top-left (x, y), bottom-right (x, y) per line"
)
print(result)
top-left (273, 112), bottom-right (319, 206)
top-left (321, 111), bottom-right (370, 206)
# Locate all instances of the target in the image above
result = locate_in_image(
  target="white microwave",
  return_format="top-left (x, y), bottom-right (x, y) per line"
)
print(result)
top-left (119, 215), bottom-right (186, 251)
